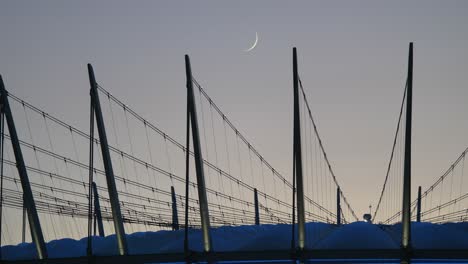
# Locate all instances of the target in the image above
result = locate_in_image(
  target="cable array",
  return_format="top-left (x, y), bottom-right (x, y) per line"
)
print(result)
top-left (372, 82), bottom-right (407, 224)
top-left (382, 147), bottom-right (468, 224)
top-left (373, 78), bottom-right (468, 224)
top-left (415, 147), bottom-right (468, 223)
top-left (298, 77), bottom-right (358, 223)
top-left (190, 77), bottom-right (345, 225)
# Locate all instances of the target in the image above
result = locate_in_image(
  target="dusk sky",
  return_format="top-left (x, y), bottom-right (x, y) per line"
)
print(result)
top-left (1, 0), bottom-right (468, 220)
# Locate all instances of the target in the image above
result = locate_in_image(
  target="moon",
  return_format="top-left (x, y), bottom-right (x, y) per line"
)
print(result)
top-left (244, 32), bottom-right (258, 52)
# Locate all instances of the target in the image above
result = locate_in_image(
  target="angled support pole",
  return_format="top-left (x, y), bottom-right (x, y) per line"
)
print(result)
top-left (88, 64), bottom-right (128, 255)
top-left (183, 67), bottom-right (191, 257)
top-left (416, 186), bottom-right (422, 223)
top-left (92, 182), bottom-right (105, 237)
top-left (185, 55), bottom-right (212, 253)
top-left (87, 79), bottom-right (95, 257)
top-left (254, 188), bottom-right (260, 225)
top-left (171, 186), bottom-right (179, 231)
top-left (22, 196), bottom-right (27, 243)
top-left (292, 47), bottom-right (306, 251)
top-left (337, 188), bottom-right (341, 226)
top-left (0, 76), bottom-right (47, 259)
top-left (401, 42), bottom-right (413, 260)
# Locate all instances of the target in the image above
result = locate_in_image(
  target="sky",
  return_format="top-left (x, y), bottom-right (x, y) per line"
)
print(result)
top-left (1, 0), bottom-right (468, 222)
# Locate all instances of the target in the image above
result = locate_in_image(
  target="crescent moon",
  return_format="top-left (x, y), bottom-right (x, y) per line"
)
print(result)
top-left (244, 32), bottom-right (258, 52)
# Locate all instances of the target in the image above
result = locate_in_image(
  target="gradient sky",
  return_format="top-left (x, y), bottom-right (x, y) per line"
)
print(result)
top-left (1, 0), bottom-right (467, 217)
